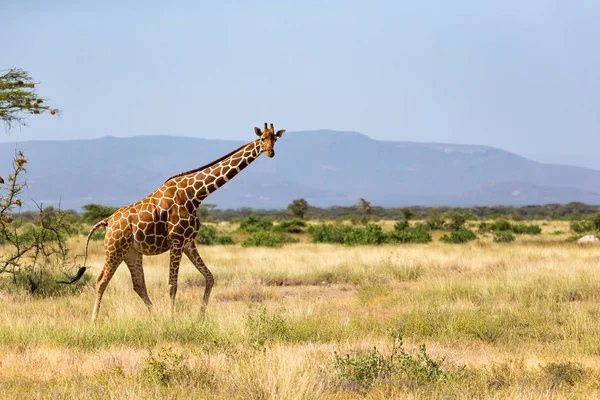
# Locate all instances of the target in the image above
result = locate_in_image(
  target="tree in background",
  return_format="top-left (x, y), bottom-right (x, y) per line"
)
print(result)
top-left (288, 198), bottom-right (309, 219)
top-left (0, 69), bottom-right (74, 294)
top-left (197, 203), bottom-right (217, 221)
top-left (401, 207), bottom-right (415, 221)
top-left (358, 198), bottom-right (372, 216)
top-left (81, 203), bottom-right (119, 224)
top-left (1, 68), bottom-right (59, 129)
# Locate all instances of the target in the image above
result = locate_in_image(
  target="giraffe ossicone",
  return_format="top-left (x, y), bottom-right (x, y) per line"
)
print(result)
top-left (68, 123), bottom-right (285, 322)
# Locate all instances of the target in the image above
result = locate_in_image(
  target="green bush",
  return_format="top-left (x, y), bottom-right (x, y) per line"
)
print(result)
top-left (511, 224), bottom-right (541, 235)
top-left (333, 330), bottom-right (452, 388)
top-left (343, 224), bottom-right (386, 246)
top-left (81, 203), bottom-right (118, 224)
top-left (394, 219), bottom-right (410, 231)
top-left (195, 224), bottom-right (236, 245)
top-left (246, 305), bottom-right (289, 349)
top-left (444, 210), bottom-right (471, 231)
top-left (90, 230), bottom-right (106, 241)
top-left (570, 220), bottom-right (594, 234)
top-left (213, 235), bottom-right (236, 245)
top-left (242, 231), bottom-right (298, 248)
top-left (143, 347), bottom-right (191, 387)
top-left (388, 224), bottom-right (432, 244)
top-left (493, 231), bottom-right (515, 243)
top-left (491, 219), bottom-right (512, 231)
top-left (238, 215), bottom-right (273, 233)
top-left (334, 347), bottom-right (389, 386)
top-left (440, 228), bottom-right (477, 244)
top-left (275, 219), bottom-right (307, 233)
top-left (309, 224), bottom-right (353, 244)
top-left (479, 220), bottom-right (542, 235)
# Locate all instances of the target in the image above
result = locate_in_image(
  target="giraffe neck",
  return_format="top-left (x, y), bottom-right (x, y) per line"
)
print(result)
top-left (176, 139), bottom-right (262, 206)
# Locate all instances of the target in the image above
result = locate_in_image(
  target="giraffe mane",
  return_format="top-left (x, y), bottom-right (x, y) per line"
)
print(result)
top-left (164, 140), bottom-right (256, 183)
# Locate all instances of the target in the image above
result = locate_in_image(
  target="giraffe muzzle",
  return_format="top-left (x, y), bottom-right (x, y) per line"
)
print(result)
top-left (266, 150), bottom-right (275, 158)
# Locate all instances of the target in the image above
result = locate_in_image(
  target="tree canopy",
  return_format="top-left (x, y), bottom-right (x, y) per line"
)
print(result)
top-left (1, 68), bottom-right (59, 129)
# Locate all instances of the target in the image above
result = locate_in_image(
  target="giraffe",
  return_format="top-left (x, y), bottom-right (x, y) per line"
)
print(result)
top-left (67, 123), bottom-right (285, 322)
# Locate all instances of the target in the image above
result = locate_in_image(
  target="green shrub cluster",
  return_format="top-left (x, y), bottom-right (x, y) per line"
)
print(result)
top-left (493, 231), bottom-right (515, 243)
top-left (274, 218), bottom-right (307, 233)
top-left (343, 224), bottom-right (387, 245)
top-left (440, 228), bottom-right (478, 244)
top-left (388, 221), bottom-right (432, 244)
top-left (238, 215), bottom-right (273, 233)
top-left (333, 330), bottom-right (452, 388)
top-left (479, 219), bottom-right (541, 235)
top-left (195, 224), bottom-right (236, 245)
top-left (241, 231), bottom-right (299, 248)
top-left (570, 220), bottom-right (595, 234)
top-left (309, 222), bottom-right (431, 245)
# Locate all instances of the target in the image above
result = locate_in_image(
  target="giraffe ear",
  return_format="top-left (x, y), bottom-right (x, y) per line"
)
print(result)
top-left (275, 129), bottom-right (285, 138)
top-left (254, 127), bottom-right (262, 136)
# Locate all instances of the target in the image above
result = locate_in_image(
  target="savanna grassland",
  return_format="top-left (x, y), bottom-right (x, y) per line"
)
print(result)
top-left (1, 221), bottom-right (600, 399)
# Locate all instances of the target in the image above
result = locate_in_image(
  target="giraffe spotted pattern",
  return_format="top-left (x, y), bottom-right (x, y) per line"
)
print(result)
top-left (85, 123), bottom-right (285, 322)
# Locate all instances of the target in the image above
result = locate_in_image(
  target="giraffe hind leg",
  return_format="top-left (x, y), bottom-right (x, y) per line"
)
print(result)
top-left (92, 254), bottom-right (124, 323)
top-left (124, 248), bottom-right (153, 312)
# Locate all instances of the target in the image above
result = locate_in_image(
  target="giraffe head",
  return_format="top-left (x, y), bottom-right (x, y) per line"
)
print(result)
top-left (254, 122), bottom-right (285, 158)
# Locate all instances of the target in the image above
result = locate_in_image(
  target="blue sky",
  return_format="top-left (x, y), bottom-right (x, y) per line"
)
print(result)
top-left (2, 1), bottom-right (599, 165)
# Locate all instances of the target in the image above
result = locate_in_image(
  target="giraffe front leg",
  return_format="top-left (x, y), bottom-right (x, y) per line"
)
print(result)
top-left (183, 242), bottom-right (214, 315)
top-left (168, 244), bottom-right (183, 316)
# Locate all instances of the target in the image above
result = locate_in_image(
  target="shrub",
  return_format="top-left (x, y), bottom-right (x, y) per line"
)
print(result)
top-left (494, 231), bottom-right (515, 243)
top-left (394, 219), bottom-right (410, 231)
top-left (479, 220), bottom-right (542, 235)
top-left (238, 215), bottom-right (273, 233)
top-left (214, 235), bottom-right (236, 245)
top-left (245, 305), bottom-right (289, 349)
top-left (511, 224), bottom-right (541, 235)
top-left (343, 224), bottom-right (387, 246)
top-left (242, 231), bottom-right (298, 247)
top-left (90, 230), bottom-right (106, 241)
top-left (570, 220), bottom-right (594, 234)
top-left (444, 210), bottom-right (469, 231)
top-left (511, 214), bottom-right (524, 221)
top-left (196, 224), bottom-right (236, 245)
top-left (591, 212), bottom-right (600, 231)
top-left (388, 225), bottom-right (432, 244)
top-left (491, 219), bottom-right (512, 231)
top-left (143, 347), bottom-right (191, 387)
top-left (81, 203), bottom-right (118, 224)
top-left (425, 209), bottom-right (445, 230)
top-left (275, 219), bottom-right (307, 233)
top-left (440, 228), bottom-right (477, 244)
top-left (309, 224), bottom-right (353, 244)
top-left (334, 347), bottom-right (389, 386)
top-left (333, 330), bottom-right (452, 388)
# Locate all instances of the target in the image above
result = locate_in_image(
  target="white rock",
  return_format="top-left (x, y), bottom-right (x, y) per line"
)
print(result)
top-left (577, 235), bottom-right (600, 244)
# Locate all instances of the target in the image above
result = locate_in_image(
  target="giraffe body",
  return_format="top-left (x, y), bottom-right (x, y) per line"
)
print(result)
top-left (88, 124), bottom-right (285, 322)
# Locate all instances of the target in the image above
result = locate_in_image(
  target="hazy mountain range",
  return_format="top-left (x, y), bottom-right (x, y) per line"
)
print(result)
top-left (1, 130), bottom-right (599, 210)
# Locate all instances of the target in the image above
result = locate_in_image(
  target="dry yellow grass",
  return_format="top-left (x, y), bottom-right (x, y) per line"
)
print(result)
top-left (1, 221), bottom-right (599, 398)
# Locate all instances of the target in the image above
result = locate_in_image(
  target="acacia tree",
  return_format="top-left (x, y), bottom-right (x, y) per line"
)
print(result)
top-left (358, 198), bottom-right (372, 216)
top-left (0, 68), bottom-right (73, 294)
top-left (288, 198), bottom-right (309, 219)
top-left (1, 68), bottom-right (59, 129)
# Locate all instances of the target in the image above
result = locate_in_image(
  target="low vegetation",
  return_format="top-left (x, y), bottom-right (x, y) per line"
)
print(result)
top-left (1, 220), bottom-right (599, 398)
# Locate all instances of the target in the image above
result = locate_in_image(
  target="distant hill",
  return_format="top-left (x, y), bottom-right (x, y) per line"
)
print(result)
top-left (1, 130), bottom-right (599, 210)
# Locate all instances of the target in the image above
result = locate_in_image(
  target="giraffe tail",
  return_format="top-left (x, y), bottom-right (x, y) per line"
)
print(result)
top-left (57, 218), bottom-right (109, 284)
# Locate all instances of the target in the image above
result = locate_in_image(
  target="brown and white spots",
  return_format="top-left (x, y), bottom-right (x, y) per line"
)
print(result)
top-left (88, 123), bottom-right (285, 323)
